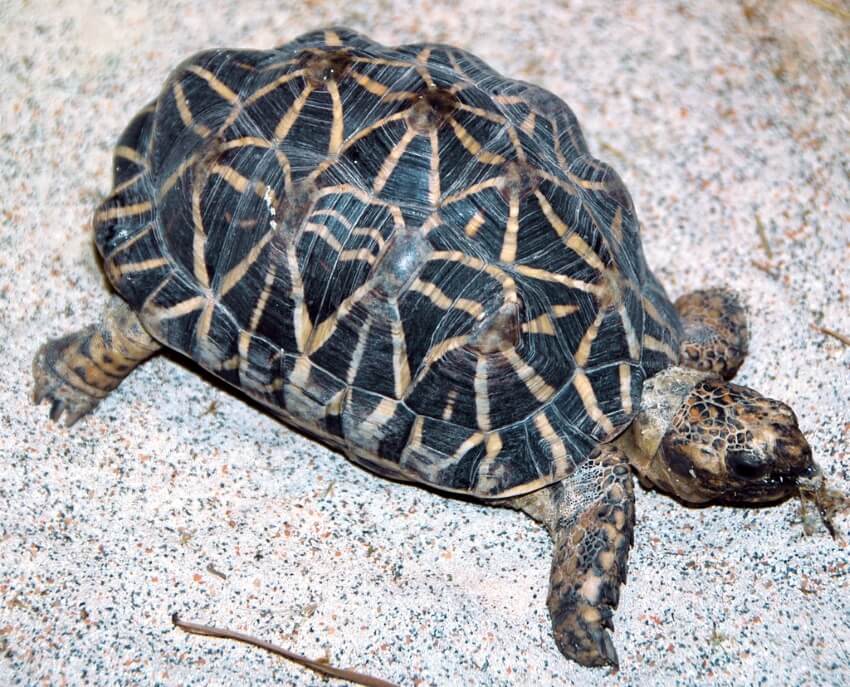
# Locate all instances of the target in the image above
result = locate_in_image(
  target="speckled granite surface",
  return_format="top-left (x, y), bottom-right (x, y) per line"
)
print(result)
top-left (1, 1), bottom-right (849, 685)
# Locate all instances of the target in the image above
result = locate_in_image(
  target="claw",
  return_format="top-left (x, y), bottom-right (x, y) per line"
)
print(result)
top-left (31, 338), bottom-right (101, 424)
top-left (33, 380), bottom-right (47, 405)
top-left (598, 629), bottom-right (619, 669)
top-left (49, 399), bottom-right (64, 422)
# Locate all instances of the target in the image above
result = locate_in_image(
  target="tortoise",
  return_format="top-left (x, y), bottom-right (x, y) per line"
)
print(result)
top-left (31, 27), bottom-right (844, 668)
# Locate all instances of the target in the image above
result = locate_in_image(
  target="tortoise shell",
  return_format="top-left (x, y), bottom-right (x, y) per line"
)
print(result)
top-left (94, 27), bottom-right (681, 498)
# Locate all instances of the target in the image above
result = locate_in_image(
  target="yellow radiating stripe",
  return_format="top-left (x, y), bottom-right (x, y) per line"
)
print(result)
top-left (492, 94), bottom-right (525, 105)
top-left (105, 223), bottom-right (153, 260)
top-left (533, 412), bottom-right (570, 475)
top-left (173, 80), bottom-right (194, 127)
top-left (456, 431), bottom-right (485, 458)
top-left (535, 191), bottom-right (605, 272)
top-left (304, 222), bottom-right (343, 251)
top-left (474, 355), bottom-right (490, 431)
top-left (195, 298), bottom-right (215, 341)
top-left (552, 304), bottom-right (580, 317)
top-left (326, 79), bottom-right (344, 155)
top-left (619, 363), bottom-right (633, 416)
top-left (106, 172), bottom-right (145, 199)
top-left (566, 233), bottom-right (606, 272)
top-left (305, 282), bottom-right (371, 355)
top-left (410, 278), bottom-right (485, 318)
top-left (502, 348), bottom-right (557, 402)
top-left (373, 126), bottom-right (417, 193)
top-left (391, 310), bottom-right (411, 399)
top-left (94, 201), bottom-right (152, 223)
top-left (441, 177), bottom-right (504, 205)
top-left (574, 308), bottom-right (606, 368)
top-left (259, 58), bottom-right (299, 72)
top-left (644, 335), bottom-right (678, 362)
top-left (455, 103), bottom-right (506, 125)
top-left (219, 232), bottom-right (273, 296)
top-left (551, 119), bottom-right (567, 170)
top-left (521, 313), bottom-right (555, 335)
top-left (514, 265), bottom-right (604, 296)
top-left (643, 296), bottom-right (673, 331)
top-left (244, 70), bottom-right (306, 106)
top-left (191, 179), bottom-right (210, 288)
top-left (346, 317), bottom-right (372, 385)
top-left (287, 243), bottom-right (312, 351)
top-left (442, 389), bottom-right (459, 421)
top-left (464, 211), bottom-right (485, 237)
top-left (448, 117), bottom-right (486, 159)
top-left (151, 295), bottom-right (206, 320)
top-left (221, 136), bottom-right (273, 151)
top-left (210, 164), bottom-right (249, 193)
top-left (311, 208), bottom-right (353, 230)
top-left (482, 431), bottom-right (503, 464)
top-left (158, 153), bottom-right (198, 199)
top-left (534, 189), bottom-right (568, 236)
top-left (507, 126), bottom-right (526, 163)
top-left (351, 226), bottom-right (387, 249)
top-left (618, 304), bottom-right (641, 361)
top-left (428, 129), bottom-right (440, 207)
top-left (324, 29), bottom-right (342, 46)
top-left (339, 247), bottom-right (378, 264)
top-left (499, 189), bottom-right (520, 262)
top-left (415, 47), bottom-right (435, 89)
top-left (520, 112), bottom-right (536, 136)
top-left (349, 70), bottom-right (390, 97)
top-left (573, 371), bottom-right (615, 435)
top-left (116, 257), bottom-right (168, 275)
top-left (249, 261), bottom-right (278, 331)
top-left (114, 145), bottom-right (146, 166)
top-left (274, 83), bottom-right (314, 141)
top-left (420, 335), bottom-right (469, 368)
top-left (611, 207), bottom-right (625, 244)
top-left (567, 171), bottom-right (607, 191)
top-left (187, 65), bottom-right (239, 103)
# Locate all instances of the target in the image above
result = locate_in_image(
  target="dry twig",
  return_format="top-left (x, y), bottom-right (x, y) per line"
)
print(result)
top-left (172, 614), bottom-right (399, 687)
top-left (811, 324), bottom-right (850, 347)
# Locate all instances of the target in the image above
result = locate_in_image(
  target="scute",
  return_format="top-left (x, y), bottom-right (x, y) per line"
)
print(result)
top-left (94, 28), bottom-right (681, 498)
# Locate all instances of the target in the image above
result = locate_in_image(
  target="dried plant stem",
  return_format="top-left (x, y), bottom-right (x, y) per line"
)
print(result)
top-left (172, 614), bottom-right (399, 687)
top-left (811, 324), bottom-right (850, 347)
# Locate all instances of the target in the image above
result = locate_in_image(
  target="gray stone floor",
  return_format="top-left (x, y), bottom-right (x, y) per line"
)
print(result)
top-left (1, 1), bottom-right (848, 685)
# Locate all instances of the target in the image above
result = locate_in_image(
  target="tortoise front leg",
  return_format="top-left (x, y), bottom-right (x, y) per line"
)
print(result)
top-left (675, 288), bottom-right (748, 380)
top-left (510, 445), bottom-right (635, 668)
top-left (33, 297), bottom-right (161, 425)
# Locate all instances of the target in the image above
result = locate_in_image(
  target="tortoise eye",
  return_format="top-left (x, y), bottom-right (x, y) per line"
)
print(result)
top-left (726, 450), bottom-right (768, 480)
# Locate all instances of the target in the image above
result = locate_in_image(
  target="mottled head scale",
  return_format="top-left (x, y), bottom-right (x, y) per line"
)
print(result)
top-left (655, 380), bottom-right (816, 504)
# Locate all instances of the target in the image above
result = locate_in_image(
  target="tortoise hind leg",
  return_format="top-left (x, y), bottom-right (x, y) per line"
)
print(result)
top-left (33, 297), bottom-right (161, 425)
top-left (510, 445), bottom-right (635, 667)
top-left (675, 288), bottom-right (748, 380)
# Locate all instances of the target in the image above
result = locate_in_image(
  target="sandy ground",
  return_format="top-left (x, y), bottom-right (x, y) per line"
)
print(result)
top-left (1, 1), bottom-right (849, 685)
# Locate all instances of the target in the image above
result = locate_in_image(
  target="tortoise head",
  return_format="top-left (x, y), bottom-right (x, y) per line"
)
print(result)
top-left (644, 379), bottom-right (817, 506)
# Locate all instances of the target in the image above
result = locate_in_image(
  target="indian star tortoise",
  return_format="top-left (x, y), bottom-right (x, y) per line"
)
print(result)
top-left (32, 28), bottom-right (845, 668)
